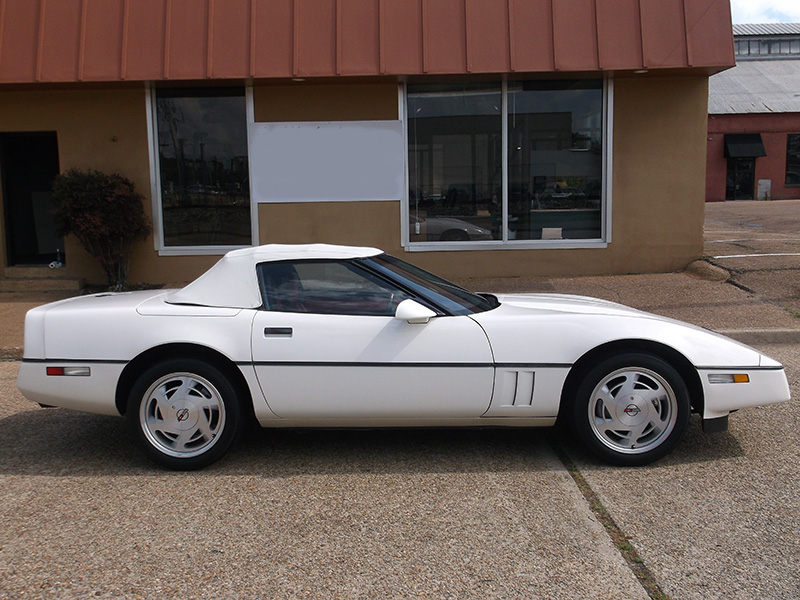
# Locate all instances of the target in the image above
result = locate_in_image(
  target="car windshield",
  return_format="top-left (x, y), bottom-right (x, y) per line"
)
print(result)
top-left (358, 253), bottom-right (498, 315)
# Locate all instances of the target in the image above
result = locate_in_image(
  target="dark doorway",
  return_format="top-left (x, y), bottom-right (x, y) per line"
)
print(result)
top-left (1, 132), bottom-right (62, 265)
top-left (726, 157), bottom-right (756, 200)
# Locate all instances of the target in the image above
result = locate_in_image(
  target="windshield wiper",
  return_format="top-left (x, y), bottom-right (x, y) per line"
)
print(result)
top-left (478, 293), bottom-right (500, 309)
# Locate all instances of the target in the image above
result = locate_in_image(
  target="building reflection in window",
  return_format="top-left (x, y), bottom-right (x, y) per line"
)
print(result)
top-left (156, 88), bottom-right (251, 247)
top-left (407, 80), bottom-right (603, 243)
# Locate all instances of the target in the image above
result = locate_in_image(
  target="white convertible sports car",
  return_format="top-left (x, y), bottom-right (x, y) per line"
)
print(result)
top-left (17, 244), bottom-right (791, 470)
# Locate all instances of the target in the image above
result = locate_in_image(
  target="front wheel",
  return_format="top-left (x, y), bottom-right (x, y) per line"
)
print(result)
top-left (570, 353), bottom-right (690, 466)
top-left (127, 359), bottom-right (243, 470)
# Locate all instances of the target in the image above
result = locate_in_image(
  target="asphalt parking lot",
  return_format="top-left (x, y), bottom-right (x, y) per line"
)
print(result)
top-left (1, 200), bottom-right (799, 599)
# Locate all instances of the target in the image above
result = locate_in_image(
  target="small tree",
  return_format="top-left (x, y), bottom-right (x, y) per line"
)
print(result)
top-left (52, 168), bottom-right (151, 291)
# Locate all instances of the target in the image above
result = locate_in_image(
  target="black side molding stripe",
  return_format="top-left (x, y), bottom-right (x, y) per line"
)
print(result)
top-left (697, 365), bottom-right (785, 371)
top-left (22, 357), bottom-right (573, 369)
top-left (495, 363), bottom-right (572, 369)
top-left (22, 358), bottom-right (128, 365)
top-left (242, 361), bottom-right (572, 369)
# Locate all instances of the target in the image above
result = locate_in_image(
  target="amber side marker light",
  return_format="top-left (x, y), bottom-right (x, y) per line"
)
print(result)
top-left (46, 366), bottom-right (91, 377)
top-left (708, 373), bottom-right (750, 384)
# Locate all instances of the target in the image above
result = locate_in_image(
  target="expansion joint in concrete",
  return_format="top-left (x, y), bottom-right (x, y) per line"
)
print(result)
top-left (550, 437), bottom-right (672, 600)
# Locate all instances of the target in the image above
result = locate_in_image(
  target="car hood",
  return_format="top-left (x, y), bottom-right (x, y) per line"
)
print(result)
top-left (494, 293), bottom-right (650, 318)
top-left (472, 293), bottom-right (767, 368)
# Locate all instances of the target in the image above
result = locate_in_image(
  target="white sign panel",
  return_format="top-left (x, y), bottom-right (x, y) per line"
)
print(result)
top-left (249, 120), bottom-right (404, 203)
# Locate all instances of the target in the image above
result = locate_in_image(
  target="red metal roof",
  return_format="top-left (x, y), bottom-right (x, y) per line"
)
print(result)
top-left (0, 0), bottom-right (734, 84)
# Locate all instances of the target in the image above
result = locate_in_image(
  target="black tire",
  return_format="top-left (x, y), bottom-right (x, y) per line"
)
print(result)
top-left (570, 353), bottom-right (690, 466)
top-left (127, 358), bottom-right (243, 470)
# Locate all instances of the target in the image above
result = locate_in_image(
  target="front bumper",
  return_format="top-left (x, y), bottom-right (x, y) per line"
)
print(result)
top-left (700, 366), bottom-right (791, 421)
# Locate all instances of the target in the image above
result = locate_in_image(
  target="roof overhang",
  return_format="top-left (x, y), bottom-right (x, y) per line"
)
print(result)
top-left (0, 0), bottom-right (735, 85)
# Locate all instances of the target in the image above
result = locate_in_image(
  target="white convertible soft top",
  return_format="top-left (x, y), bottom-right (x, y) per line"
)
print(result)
top-left (166, 243), bottom-right (382, 308)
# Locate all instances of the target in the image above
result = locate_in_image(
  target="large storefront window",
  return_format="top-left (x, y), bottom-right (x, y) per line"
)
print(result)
top-left (408, 83), bottom-right (501, 242)
top-left (508, 80), bottom-right (603, 240)
top-left (155, 88), bottom-right (251, 248)
top-left (786, 134), bottom-right (800, 186)
top-left (407, 80), bottom-right (604, 245)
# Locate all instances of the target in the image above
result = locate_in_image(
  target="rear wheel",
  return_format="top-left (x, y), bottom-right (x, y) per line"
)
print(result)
top-left (127, 359), bottom-right (243, 470)
top-left (571, 353), bottom-right (690, 466)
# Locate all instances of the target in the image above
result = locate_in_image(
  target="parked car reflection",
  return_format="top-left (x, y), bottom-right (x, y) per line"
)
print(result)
top-left (410, 216), bottom-right (493, 242)
top-left (534, 186), bottom-right (589, 209)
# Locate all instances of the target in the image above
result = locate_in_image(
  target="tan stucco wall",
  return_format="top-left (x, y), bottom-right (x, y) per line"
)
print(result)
top-left (0, 88), bottom-right (229, 284)
top-left (0, 89), bottom-right (143, 280)
top-left (607, 76), bottom-right (709, 274)
top-left (0, 76), bottom-right (708, 285)
top-left (253, 83), bottom-right (399, 122)
top-left (258, 201), bottom-right (402, 250)
top-left (255, 76), bottom-right (710, 280)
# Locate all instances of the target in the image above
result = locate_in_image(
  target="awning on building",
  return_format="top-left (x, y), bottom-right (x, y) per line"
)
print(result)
top-left (724, 133), bottom-right (767, 158)
top-left (0, 0), bottom-right (736, 84)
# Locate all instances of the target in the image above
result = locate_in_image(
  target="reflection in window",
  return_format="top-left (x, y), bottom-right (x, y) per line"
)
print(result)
top-left (408, 83), bottom-right (502, 242)
top-left (156, 88), bottom-right (251, 247)
top-left (787, 134), bottom-right (800, 186)
top-left (407, 80), bottom-right (603, 244)
top-left (259, 260), bottom-right (411, 316)
top-left (508, 80), bottom-right (603, 240)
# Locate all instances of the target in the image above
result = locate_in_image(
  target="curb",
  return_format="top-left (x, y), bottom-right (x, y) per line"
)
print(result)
top-left (684, 259), bottom-right (731, 282)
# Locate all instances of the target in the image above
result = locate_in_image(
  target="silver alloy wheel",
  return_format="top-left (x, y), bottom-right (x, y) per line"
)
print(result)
top-left (139, 371), bottom-right (227, 459)
top-left (587, 366), bottom-right (679, 455)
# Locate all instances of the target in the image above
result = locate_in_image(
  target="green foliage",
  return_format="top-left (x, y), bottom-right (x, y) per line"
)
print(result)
top-left (52, 168), bottom-right (151, 290)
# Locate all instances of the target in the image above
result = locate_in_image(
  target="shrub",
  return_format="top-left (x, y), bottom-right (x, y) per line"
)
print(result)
top-left (52, 168), bottom-right (151, 290)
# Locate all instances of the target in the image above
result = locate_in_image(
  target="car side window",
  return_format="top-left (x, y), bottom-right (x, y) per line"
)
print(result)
top-left (258, 260), bottom-right (413, 316)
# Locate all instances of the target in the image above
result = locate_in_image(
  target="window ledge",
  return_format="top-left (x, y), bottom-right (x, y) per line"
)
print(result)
top-left (158, 245), bottom-right (249, 257)
top-left (404, 240), bottom-right (608, 252)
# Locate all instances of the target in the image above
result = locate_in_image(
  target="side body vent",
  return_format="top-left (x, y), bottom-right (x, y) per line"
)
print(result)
top-left (497, 369), bottom-right (535, 407)
top-left (482, 365), bottom-right (570, 419)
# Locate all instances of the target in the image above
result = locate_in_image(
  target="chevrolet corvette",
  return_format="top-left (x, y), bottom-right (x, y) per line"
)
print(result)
top-left (17, 244), bottom-right (791, 469)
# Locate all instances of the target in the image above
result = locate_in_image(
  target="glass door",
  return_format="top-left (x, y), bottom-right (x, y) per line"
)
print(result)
top-left (726, 157), bottom-right (756, 200)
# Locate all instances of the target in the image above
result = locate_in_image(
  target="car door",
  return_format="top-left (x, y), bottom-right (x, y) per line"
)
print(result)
top-left (251, 260), bottom-right (494, 419)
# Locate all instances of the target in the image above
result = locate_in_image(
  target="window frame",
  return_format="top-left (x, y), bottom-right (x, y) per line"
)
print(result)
top-left (256, 255), bottom-right (497, 317)
top-left (258, 259), bottom-right (414, 317)
top-left (400, 78), bottom-right (613, 252)
top-left (147, 85), bottom-right (258, 256)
